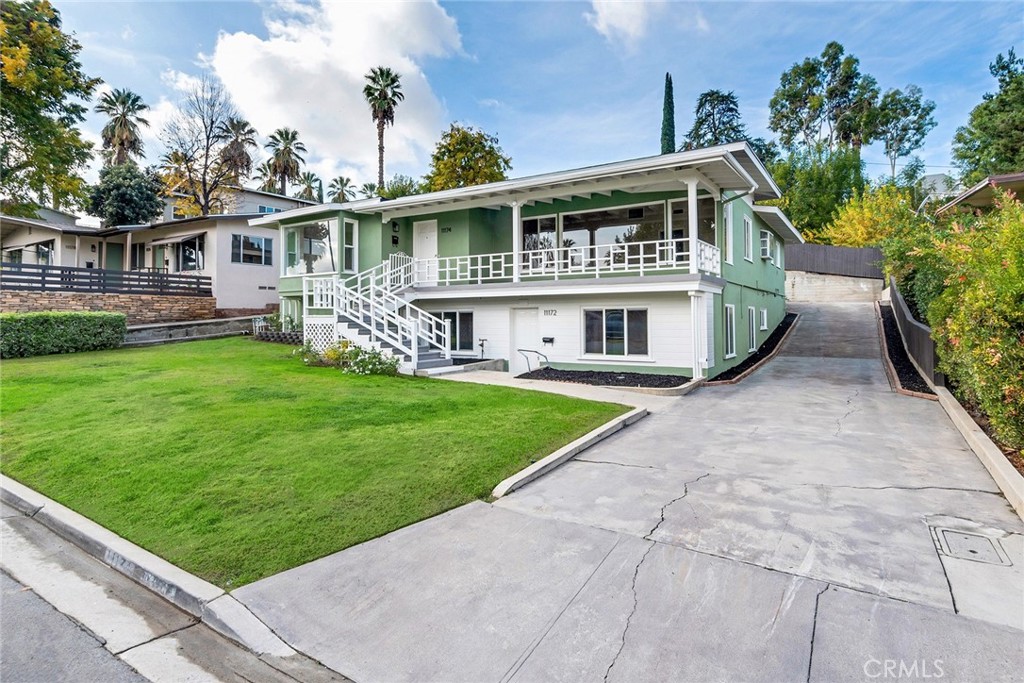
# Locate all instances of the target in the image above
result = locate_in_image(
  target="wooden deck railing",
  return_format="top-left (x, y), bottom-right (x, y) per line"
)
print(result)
top-left (0, 262), bottom-right (213, 297)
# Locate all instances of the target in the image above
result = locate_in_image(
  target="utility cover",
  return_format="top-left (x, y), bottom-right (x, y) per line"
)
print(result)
top-left (932, 527), bottom-right (1012, 566)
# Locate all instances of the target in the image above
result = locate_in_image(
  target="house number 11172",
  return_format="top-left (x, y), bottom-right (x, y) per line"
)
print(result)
top-left (543, 310), bottom-right (557, 316)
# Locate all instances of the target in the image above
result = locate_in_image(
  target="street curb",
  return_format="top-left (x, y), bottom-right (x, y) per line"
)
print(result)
top-left (0, 475), bottom-right (296, 657)
top-left (491, 406), bottom-right (648, 498)
top-left (933, 388), bottom-right (1024, 523)
top-left (601, 377), bottom-right (704, 397)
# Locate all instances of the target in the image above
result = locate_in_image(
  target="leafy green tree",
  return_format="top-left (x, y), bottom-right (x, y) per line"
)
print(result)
top-left (766, 144), bottom-right (866, 242)
top-left (217, 117), bottom-right (258, 184)
top-left (661, 72), bottom-right (675, 154)
top-left (822, 184), bottom-right (917, 247)
top-left (95, 88), bottom-right (149, 166)
top-left (265, 128), bottom-right (307, 196)
top-left (379, 174), bottom-right (422, 200)
top-left (327, 176), bottom-right (354, 202)
top-left (160, 76), bottom-right (239, 215)
top-left (87, 163), bottom-right (163, 227)
top-left (0, 0), bottom-right (99, 215)
top-left (747, 137), bottom-right (780, 166)
top-left (358, 182), bottom-right (378, 199)
top-left (769, 41), bottom-right (879, 150)
top-left (363, 66), bottom-right (404, 188)
top-left (681, 90), bottom-right (746, 150)
top-left (876, 85), bottom-right (936, 180)
top-left (423, 123), bottom-right (511, 192)
top-left (293, 171), bottom-right (321, 201)
top-left (952, 49), bottom-right (1024, 184)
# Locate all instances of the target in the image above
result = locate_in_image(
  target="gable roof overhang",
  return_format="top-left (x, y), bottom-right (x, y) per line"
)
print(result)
top-left (937, 172), bottom-right (1024, 214)
top-left (752, 206), bottom-right (804, 243)
top-left (248, 142), bottom-right (781, 227)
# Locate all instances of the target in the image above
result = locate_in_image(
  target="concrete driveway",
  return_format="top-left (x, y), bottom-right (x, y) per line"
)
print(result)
top-left (235, 303), bottom-right (1024, 682)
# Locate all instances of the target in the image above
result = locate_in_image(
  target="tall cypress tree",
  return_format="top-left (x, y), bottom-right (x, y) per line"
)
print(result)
top-left (661, 73), bottom-right (675, 154)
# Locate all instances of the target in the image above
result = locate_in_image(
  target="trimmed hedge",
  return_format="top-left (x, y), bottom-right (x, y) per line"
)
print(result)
top-left (0, 312), bottom-right (127, 358)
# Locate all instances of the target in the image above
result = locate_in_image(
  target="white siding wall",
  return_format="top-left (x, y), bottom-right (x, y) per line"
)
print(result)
top-left (213, 224), bottom-right (280, 309)
top-left (416, 292), bottom-right (694, 372)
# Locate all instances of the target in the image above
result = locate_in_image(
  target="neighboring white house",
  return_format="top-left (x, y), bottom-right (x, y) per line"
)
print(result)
top-left (162, 186), bottom-right (315, 221)
top-left (1, 210), bottom-right (282, 313)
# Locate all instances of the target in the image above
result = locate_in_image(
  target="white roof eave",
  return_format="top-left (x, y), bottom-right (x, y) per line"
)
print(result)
top-left (753, 205), bottom-right (804, 244)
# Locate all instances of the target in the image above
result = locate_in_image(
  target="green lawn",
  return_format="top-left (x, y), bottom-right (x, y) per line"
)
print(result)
top-left (0, 338), bottom-right (626, 587)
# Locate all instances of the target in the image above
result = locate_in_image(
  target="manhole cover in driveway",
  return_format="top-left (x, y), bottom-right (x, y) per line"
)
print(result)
top-left (931, 527), bottom-right (1013, 566)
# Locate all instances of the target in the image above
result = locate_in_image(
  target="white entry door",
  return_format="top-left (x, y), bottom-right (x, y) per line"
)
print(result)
top-left (510, 308), bottom-right (539, 375)
top-left (413, 220), bottom-right (438, 285)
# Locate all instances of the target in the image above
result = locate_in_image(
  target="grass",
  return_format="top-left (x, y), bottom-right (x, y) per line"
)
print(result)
top-left (0, 338), bottom-right (626, 588)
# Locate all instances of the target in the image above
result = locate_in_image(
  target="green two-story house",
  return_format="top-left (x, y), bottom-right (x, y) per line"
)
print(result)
top-left (249, 141), bottom-right (802, 378)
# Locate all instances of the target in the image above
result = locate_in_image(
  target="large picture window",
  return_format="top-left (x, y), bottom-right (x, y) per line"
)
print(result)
top-left (439, 311), bottom-right (474, 351)
top-left (584, 308), bottom-right (648, 356)
top-left (232, 235), bottom-right (273, 265)
top-left (284, 219), bottom-right (338, 275)
top-left (522, 216), bottom-right (557, 250)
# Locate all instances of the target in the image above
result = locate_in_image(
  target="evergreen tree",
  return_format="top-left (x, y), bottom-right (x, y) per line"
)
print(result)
top-left (681, 90), bottom-right (747, 150)
top-left (661, 73), bottom-right (675, 154)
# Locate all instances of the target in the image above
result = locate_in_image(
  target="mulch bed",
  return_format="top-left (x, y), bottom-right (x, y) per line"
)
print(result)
top-left (452, 357), bottom-right (494, 366)
top-left (710, 312), bottom-right (798, 383)
top-left (254, 330), bottom-right (304, 345)
top-left (878, 304), bottom-right (935, 395)
top-left (948, 381), bottom-right (1024, 477)
top-left (517, 367), bottom-right (691, 388)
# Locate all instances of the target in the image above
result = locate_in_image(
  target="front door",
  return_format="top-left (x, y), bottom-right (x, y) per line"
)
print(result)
top-left (413, 220), bottom-right (438, 285)
top-left (509, 307), bottom-right (539, 375)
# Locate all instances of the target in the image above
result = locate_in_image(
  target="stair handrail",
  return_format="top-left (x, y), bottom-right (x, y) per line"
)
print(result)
top-left (335, 279), bottom-right (416, 359)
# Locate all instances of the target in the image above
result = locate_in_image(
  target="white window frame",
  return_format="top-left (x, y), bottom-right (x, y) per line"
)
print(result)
top-left (774, 238), bottom-right (782, 268)
top-left (231, 234), bottom-right (273, 266)
top-left (760, 308), bottom-right (768, 331)
top-left (748, 306), bottom-right (757, 352)
top-left (258, 205), bottom-right (283, 214)
top-left (743, 216), bottom-right (753, 262)
top-left (342, 218), bottom-right (358, 273)
top-left (521, 214), bottom-right (558, 251)
top-left (724, 202), bottom-right (734, 264)
top-left (760, 230), bottom-right (773, 260)
top-left (175, 235), bottom-right (205, 272)
top-left (724, 304), bottom-right (736, 359)
top-left (582, 307), bottom-right (651, 358)
top-left (437, 310), bottom-right (475, 353)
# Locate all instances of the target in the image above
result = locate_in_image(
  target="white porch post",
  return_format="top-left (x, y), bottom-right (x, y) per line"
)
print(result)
top-left (689, 292), bottom-right (705, 379)
top-left (510, 200), bottom-right (522, 283)
top-left (74, 235), bottom-right (80, 268)
top-left (125, 232), bottom-right (132, 270)
top-left (687, 179), bottom-right (699, 274)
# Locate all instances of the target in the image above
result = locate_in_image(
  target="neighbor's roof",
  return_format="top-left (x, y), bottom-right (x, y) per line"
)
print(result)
top-left (114, 213), bottom-right (265, 233)
top-left (752, 206), bottom-right (804, 244)
top-left (250, 141), bottom-right (783, 226)
top-left (937, 172), bottom-right (1024, 214)
top-left (0, 213), bottom-right (103, 238)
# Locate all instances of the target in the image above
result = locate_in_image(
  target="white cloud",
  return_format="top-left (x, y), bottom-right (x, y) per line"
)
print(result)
top-left (207, 0), bottom-right (462, 186)
top-left (694, 8), bottom-right (710, 34)
top-left (160, 69), bottom-right (202, 94)
top-left (121, 24), bottom-right (135, 42)
top-left (584, 0), bottom-right (665, 47)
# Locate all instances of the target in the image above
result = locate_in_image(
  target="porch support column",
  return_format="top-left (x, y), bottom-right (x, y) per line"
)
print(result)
top-left (125, 232), bottom-right (132, 270)
top-left (688, 291), bottom-right (705, 379)
top-left (510, 200), bottom-right (522, 283)
top-left (687, 179), bottom-right (699, 274)
top-left (74, 235), bottom-right (80, 268)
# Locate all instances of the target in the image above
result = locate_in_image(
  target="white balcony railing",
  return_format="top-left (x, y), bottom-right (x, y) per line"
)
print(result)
top-left (415, 238), bottom-right (721, 286)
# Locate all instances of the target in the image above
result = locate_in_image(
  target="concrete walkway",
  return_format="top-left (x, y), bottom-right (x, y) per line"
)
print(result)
top-left (235, 302), bottom-right (1023, 682)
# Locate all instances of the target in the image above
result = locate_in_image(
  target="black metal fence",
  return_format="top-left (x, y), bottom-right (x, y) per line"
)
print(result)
top-left (1, 262), bottom-right (212, 297)
top-left (786, 244), bottom-right (884, 279)
top-left (889, 278), bottom-right (944, 386)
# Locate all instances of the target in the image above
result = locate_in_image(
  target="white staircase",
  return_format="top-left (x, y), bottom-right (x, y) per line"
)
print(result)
top-left (302, 254), bottom-right (451, 373)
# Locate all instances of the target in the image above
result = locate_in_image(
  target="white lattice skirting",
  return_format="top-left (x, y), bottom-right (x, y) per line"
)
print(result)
top-left (303, 318), bottom-right (337, 352)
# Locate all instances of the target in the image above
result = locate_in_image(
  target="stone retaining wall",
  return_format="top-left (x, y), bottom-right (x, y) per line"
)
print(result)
top-left (785, 271), bottom-right (883, 303)
top-left (0, 290), bottom-right (216, 325)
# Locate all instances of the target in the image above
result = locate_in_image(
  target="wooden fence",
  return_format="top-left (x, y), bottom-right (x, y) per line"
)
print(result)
top-left (786, 244), bottom-right (884, 279)
top-left (889, 278), bottom-right (944, 386)
top-left (0, 262), bottom-right (212, 297)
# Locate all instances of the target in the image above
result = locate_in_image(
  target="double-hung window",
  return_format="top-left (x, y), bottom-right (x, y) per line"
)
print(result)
top-left (743, 216), bottom-right (753, 261)
top-left (439, 311), bottom-right (474, 351)
top-left (343, 219), bottom-right (357, 272)
top-left (724, 202), bottom-right (734, 264)
top-left (231, 235), bottom-right (273, 265)
top-left (760, 308), bottom-right (768, 331)
top-left (748, 306), bottom-right (757, 352)
top-left (584, 308), bottom-right (649, 356)
top-left (724, 304), bottom-right (736, 358)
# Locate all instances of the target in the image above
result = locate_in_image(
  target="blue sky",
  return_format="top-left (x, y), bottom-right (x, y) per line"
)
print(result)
top-left (58, 0), bottom-right (1020, 190)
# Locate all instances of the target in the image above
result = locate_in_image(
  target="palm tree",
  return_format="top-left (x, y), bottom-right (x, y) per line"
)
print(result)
top-left (217, 117), bottom-right (258, 184)
top-left (95, 88), bottom-right (150, 165)
top-left (254, 159), bottom-right (278, 193)
top-left (265, 128), bottom-right (307, 195)
top-left (294, 171), bottom-right (321, 201)
top-left (327, 176), bottom-right (355, 202)
top-left (362, 67), bottom-right (404, 188)
top-left (358, 182), bottom-right (378, 199)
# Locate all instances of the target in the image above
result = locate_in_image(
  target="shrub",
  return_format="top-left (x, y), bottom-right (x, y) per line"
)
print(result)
top-left (928, 190), bottom-right (1024, 448)
top-left (0, 312), bottom-right (127, 358)
top-left (824, 185), bottom-right (917, 247)
top-left (294, 340), bottom-right (401, 376)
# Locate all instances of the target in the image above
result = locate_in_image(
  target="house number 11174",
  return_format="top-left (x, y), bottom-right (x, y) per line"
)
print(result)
top-left (543, 310), bottom-right (557, 316)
